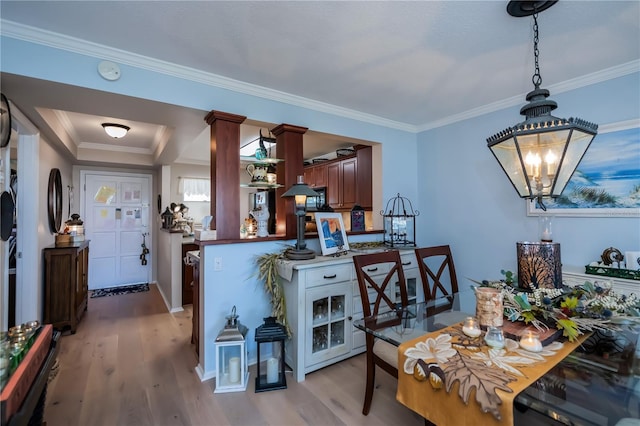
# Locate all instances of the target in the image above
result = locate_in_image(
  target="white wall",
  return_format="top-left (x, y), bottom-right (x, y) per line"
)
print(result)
top-left (33, 134), bottom-right (73, 323)
top-left (416, 72), bottom-right (640, 291)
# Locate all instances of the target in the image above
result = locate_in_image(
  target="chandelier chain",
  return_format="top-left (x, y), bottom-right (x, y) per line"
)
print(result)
top-left (532, 13), bottom-right (542, 88)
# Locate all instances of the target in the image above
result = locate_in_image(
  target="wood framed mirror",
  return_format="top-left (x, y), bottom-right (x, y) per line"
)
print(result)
top-left (47, 168), bottom-right (62, 234)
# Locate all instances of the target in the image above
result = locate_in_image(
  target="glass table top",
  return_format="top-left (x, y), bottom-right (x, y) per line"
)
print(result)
top-left (353, 296), bottom-right (640, 425)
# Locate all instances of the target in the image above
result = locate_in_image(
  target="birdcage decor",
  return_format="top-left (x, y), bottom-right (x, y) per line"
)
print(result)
top-left (381, 193), bottom-right (419, 248)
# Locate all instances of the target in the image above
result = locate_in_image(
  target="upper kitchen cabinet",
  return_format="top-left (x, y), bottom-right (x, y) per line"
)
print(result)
top-left (327, 157), bottom-right (357, 210)
top-left (303, 163), bottom-right (328, 189)
top-left (306, 145), bottom-right (372, 211)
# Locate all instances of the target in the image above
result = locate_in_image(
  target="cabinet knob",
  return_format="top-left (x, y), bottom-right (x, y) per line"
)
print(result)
top-left (323, 274), bottom-right (337, 279)
top-left (348, 316), bottom-right (353, 321)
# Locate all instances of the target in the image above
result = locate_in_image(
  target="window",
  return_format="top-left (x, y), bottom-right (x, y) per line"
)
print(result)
top-left (179, 177), bottom-right (210, 202)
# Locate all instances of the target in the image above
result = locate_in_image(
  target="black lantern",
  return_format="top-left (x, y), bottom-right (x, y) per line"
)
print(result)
top-left (381, 193), bottom-right (419, 248)
top-left (254, 317), bottom-right (287, 392)
top-left (487, 1), bottom-right (597, 211)
top-left (161, 207), bottom-right (174, 229)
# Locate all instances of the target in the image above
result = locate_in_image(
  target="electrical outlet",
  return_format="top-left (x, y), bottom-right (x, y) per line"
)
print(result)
top-left (214, 257), bottom-right (222, 271)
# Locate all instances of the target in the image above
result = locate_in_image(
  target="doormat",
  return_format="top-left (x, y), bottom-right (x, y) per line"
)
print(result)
top-left (90, 283), bottom-right (149, 298)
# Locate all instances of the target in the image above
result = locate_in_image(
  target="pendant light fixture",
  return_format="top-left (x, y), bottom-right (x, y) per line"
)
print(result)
top-left (102, 123), bottom-right (130, 138)
top-left (487, 1), bottom-right (598, 210)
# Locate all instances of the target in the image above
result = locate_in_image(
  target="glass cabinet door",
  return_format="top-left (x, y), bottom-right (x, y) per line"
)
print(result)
top-left (395, 270), bottom-right (420, 305)
top-left (306, 283), bottom-right (351, 367)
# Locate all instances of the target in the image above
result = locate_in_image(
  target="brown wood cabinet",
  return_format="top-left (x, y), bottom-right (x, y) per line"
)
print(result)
top-left (43, 241), bottom-right (89, 334)
top-left (182, 243), bottom-right (198, 305)
top-left (303, 163), bottom-right (328, 188)
top-left (327, 156), bottom-right (357, 210)
top-left (304, 146), bottom-right (372, 211)
top-left (188, 252), bottom-right (200, 360)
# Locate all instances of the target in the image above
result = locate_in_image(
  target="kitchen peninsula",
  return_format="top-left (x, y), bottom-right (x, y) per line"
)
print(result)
top-left (192, 111), bottom-right (383, 381)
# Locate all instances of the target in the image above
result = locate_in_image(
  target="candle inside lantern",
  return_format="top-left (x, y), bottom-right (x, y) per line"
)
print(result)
top-left (519, 331), bottom-right (543, 352)
top-left (229, 357), bottom-right (241, 383)
top-left (266, 357), bottom-right (279, 384)
top-left (462, 317), bottom-right (481, 338)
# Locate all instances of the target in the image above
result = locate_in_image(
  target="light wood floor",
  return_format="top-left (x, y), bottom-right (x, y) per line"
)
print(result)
top-left (44, 284), bottom-right (423, 426)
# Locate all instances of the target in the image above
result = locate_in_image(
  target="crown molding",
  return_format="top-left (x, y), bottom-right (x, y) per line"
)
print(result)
top-left (77, 142), bottom-right (153, 155)
top-left (1, 20), bottom-right (416, 133)
top-left (418, 60), bottom-right (640, 132)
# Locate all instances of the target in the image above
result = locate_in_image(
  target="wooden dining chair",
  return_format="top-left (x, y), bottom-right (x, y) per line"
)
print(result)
top-left (353, 250), bottom-right (409, 415)
top-left (415, 245), bottom-right (468, 326)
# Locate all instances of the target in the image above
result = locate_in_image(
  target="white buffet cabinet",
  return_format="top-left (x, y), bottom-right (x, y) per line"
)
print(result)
top-left (280, 250), bottom-right (423, 382)
top-left (563, 265), bottom-right (639, 296)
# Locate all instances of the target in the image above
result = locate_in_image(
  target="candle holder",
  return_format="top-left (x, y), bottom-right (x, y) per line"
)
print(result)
top-left (517, 241), bottom-right (562, 289)
top-left (484, 326), bottom-right (505, 349)
top-left (462, 317), bottom-right (481, 338)
top-left (538, 215), bottom-right (554, 242)
top-left (475, 287), bottom-right (503, 328)
top-left (519, 330), bottom-right (543, 352)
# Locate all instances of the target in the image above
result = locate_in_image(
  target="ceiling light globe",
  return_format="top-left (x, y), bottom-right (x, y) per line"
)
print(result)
top-left (102, 123), bottom-right (130, 138)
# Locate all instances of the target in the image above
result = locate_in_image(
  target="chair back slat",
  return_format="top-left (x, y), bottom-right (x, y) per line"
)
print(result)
top-left (415, 245), bottom-right (459, 303)
top-left (353, 251), bottom-right (409, 318)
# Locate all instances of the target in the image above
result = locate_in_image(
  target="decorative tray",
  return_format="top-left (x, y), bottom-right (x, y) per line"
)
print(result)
top-left (502, 320), bottom-right (562, 346)
top-left (584, 265), bottom-right (640, 281)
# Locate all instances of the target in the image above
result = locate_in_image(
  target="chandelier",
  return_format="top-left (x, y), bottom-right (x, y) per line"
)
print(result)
top-left (487, 1), bottom-right (598, 210)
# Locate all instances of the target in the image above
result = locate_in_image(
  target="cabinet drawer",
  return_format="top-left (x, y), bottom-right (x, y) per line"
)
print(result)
top-left (400, 254), bottom-right (417, 270)
top-left (305, 264), bottom-right (352, 288)
top-left (351, 263), bottom-right (392, 294)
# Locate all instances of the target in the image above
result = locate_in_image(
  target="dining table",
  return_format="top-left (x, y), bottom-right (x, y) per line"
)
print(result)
top-left (353, 293), bottom-right (640, 426)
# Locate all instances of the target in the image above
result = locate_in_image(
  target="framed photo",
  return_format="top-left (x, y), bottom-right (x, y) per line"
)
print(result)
top-left (527, 118), bottom-right (640, 217)
top-left (315, 212), bottom-right (349, 256)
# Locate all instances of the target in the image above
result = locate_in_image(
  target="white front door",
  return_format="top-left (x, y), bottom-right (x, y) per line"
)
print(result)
top-left (82, 172), bottom-right (151, 290)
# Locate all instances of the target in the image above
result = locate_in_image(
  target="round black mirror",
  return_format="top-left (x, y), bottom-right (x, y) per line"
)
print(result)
top-left (47, 168), bottom-right (62, 234)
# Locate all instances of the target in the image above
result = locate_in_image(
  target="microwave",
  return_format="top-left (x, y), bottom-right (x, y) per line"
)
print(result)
top-left (306, 187), bottom-right (326, 212)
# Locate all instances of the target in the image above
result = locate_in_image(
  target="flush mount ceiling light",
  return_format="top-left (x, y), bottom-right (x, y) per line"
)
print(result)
top-left (102, 123), bottom-right (130, 139)
top-left (487, 0), bottom-right (598, 210)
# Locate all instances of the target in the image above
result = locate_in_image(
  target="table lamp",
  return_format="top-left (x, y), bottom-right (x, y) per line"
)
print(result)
top-left (281, 176), bottom-right (319, 260)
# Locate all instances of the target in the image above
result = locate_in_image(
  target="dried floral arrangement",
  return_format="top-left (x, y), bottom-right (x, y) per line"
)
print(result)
top-left (471, 272), bottom-right (640, 342)
top-left (254, 247), bottom-right (294, 337)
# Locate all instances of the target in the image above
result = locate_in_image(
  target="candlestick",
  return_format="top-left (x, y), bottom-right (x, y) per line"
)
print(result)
top-left (229, 357), bottom-right (241, 383)
top-left (266, 357), bottom-right (279, 384)
top-left (519, 331), bottom-right (543, 352)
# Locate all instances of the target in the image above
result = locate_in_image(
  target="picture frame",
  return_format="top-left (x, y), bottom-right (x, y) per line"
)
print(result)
top-left (527, 118), bottom-right (640, 217)
top-left (315, 212), bottom-right (349, 256)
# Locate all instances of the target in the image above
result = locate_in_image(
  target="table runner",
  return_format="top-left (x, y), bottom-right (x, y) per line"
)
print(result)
top-left (397, 322), bottom-right (589, 426)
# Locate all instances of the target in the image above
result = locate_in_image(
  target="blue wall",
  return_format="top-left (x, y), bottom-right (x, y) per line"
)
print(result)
top-left (416, 72), bottom-right (640, 292)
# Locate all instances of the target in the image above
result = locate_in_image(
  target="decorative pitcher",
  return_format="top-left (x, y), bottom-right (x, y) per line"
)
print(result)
top-left (246, 164), bottom-right (268, 183)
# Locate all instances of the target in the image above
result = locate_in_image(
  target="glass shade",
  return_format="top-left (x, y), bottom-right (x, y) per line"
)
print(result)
top-left (489, 122), bottom-right (595, 199)
top-left (102, 123), bottom-right (129, 138)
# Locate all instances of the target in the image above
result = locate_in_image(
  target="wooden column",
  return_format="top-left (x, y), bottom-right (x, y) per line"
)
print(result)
top-left (272, 124), bottom-right (308, 239)
top-left (204, 110), bottom-right (246, 240)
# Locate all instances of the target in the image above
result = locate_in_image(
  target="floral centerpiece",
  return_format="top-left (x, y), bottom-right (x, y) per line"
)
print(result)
top-left (471, 271), bottom-right (640, 342)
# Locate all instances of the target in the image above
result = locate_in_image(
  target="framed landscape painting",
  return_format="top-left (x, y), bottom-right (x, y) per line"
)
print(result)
top-left (315, 212), bottom-right (349, 256)
top-left (527, 118), bottom-right (640, 217)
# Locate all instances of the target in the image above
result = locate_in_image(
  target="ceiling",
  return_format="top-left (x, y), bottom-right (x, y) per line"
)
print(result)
top-left (1, 1), bottom-right (638, 167)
